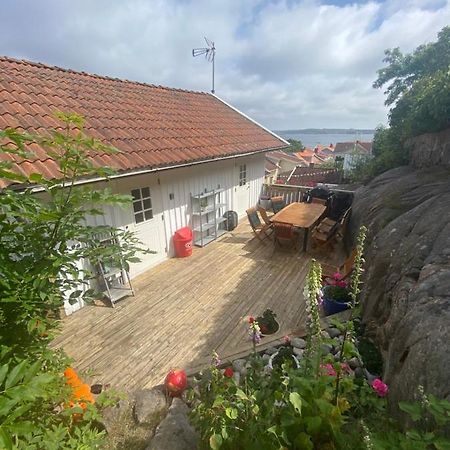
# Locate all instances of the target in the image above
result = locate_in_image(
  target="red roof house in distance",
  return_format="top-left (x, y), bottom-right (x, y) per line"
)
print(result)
top-left (0, 57), bottom-right (287, 314)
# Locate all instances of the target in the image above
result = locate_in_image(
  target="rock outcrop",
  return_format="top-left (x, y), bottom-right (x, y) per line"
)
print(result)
top-left (349, 138), bottom-right (450, 416)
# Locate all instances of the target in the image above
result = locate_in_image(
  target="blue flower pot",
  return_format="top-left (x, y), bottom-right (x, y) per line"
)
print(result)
top-left (322, 286), bottom-right (351, 316)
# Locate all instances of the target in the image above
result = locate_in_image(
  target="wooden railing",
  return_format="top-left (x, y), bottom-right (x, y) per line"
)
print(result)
top-left (262, 183), bottom-right (355, 205)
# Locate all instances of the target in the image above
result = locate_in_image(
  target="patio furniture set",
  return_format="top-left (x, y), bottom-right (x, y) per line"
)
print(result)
top-left (246, 194), bottom-right (352, 253)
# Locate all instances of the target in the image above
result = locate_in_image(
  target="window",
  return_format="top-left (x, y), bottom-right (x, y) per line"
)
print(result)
top-left (239, 164), bottom-right (247, 186)
top-left (131, 187), bottom-right (153, 224)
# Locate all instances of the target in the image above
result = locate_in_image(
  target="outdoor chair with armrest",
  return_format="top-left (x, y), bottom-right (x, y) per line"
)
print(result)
top-left (311, 207), bottom-right (352, 250)
top-left (246, 207), bottom-right (273, 242)
top-left (257, 205), bottom-right (273, 226)
top-left (271, 196), bottom-right (286, 214)
top-left (273, 222), bottom-right (298, 253)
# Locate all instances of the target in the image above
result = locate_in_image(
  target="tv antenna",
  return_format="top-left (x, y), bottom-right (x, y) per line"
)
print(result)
top-left (192, 37), bottom-right (216, 94)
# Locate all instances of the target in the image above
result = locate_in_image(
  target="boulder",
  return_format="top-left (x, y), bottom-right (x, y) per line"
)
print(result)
top-left (134, 388), bottom-right (168, 426)
top-left (147, 398), bottom-right (198, 450)
top-left (291, 337), bottom-right (306, 349)
top-left (349, 162), bottom-right (450, 418)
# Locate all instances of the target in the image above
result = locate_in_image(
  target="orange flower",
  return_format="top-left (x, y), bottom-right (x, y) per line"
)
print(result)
top-left (64, 367), bottom-right (82, 388)
top-left (64, 368), bottom-right (94, 416)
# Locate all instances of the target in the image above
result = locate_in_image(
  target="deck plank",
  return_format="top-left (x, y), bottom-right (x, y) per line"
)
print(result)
top-left (52, 221), bottom-right (342, 390)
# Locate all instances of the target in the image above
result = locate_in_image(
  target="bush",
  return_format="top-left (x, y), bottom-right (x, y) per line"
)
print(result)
top-left (0, 113), bottom-right (144, 448)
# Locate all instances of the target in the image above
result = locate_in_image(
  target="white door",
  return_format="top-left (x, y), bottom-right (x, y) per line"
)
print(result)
top-left (234, 163), bottom-right (250, 217)
top-left (128, 184), bottom-right (167, 277)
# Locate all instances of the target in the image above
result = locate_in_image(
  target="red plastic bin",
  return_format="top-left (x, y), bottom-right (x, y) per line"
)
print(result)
top-left (173, 227), bottom-right (193, 258)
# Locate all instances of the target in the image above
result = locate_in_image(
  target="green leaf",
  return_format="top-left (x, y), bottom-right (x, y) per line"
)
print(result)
top-left (399, 402), bottom-right (422, 422)
top-left (225, 407), bottom-right (238, 420)
top-left (209, 433), bottom-right (223, 450)
top-left (434, 437), bottom-right (450, 450)
top-left (0, 364), bottom-right (9, 386)
top-left (0, 427), bottom-right (13, 450)
top-left (289, 392), bottom-right (302, 415)
top-left (305, 416), bottom-right (322, 435)
top-left (5, 360), bottom-right (27, 390)
top-left (28, 173), bottom-right (44, 183)
top-left (294, 432), bottom-right (313, 450)
top-left (212, 396), bottom-right (224, 408)
top-left (235, 388), bottom-right (248, 400)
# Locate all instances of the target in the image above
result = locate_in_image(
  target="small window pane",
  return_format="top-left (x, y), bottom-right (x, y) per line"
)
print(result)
top-left (131, 189), bottom-right (141, 200)
top-left (143, 198), bottom-right (152, 210)
top-left (142, 187), bottom-right (150, 198)
top-left (135, 212), bottom-right (144, 223)
top-left (133, 201), bottom-right (143, 213)
top-left (144, 210), bottom-right (153, 220)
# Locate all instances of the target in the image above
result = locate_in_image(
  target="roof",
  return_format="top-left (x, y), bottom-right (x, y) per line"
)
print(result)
top-left (0, 57), bottom-right (287, 187)
top-left (294, 149), bottom-right (326, 165)
top-left (334, 141), bottom-right (372, 155)
top-left (266, 150), bottom-right (305, 165)
top-left (265, 159), bottom-right (279, 173)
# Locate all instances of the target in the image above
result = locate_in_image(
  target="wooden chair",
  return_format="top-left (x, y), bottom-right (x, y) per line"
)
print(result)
top-left (273, 223), bottom-right (298, 252)
top-left (271, 196), bottom-right (286, 214)
top-left (246, 207), bottom-right (272, 241)
top-left (257, 205), bottom-right (273, 226)
top-left (311, 207), bottom-right (352, 250)
top-left (321, 249), bottom-right (357, 285)
top-left (311, 219), bottom-right (340, 250)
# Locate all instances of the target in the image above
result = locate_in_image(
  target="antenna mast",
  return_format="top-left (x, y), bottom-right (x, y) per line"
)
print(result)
top-left (192, 37), bottom-right (216, 94)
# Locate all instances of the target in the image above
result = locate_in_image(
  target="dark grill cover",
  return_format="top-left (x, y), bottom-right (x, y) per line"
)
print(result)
top-left (223, 211), bottom-right (238, 231)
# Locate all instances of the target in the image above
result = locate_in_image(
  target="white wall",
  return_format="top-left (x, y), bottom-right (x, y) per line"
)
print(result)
top-left (62, 153), bottom-right (265, 314)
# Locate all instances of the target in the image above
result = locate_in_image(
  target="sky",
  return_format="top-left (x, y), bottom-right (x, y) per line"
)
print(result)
top-left (1, 0), bottom-right (449, 130)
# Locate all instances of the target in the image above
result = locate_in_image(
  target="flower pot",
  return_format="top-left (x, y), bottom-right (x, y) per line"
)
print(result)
top-left (268, 350), bottom-right (300, 370)
top-left (322, 285), bottom-right (350, 316)
top-left (257, 318), bottom-right (280, 336)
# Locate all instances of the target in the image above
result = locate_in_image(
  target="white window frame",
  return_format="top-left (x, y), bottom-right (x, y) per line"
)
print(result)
top-left (131, 187), bottom-right (153, 224)
top-left (239, 164), bottom-right (247, 186)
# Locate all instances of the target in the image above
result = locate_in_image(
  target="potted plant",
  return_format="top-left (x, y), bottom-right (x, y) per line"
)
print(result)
top-left (322, 284), bottom-right (351, 315)
top-left (256, 309), bottom-right (280, 335)
top-left (268, 346), bottom-right (300, 369)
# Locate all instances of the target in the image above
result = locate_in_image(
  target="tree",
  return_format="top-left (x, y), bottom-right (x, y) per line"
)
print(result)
top-left (285, 138), bottom-right (305, 153)
top-left (0, 113), bottom-right (146, 448)
top-left (374, 26), bottom-right (450, 137)
top-left (354, 26), bottom-right (450, 182)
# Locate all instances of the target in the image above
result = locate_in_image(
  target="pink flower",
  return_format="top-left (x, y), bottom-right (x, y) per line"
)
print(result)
top-left (336, 280), bottom-right (348, 288)
top-left (372, 378), bottom-right (388, 397)
top-left (248, 316), bottom-right (255, 324)
top-left (333, 272), bottom-right (343, 281)
top-left (283, 335), bottom-right (291, 344)
top-left (320, 363), bottom-right (337, 377)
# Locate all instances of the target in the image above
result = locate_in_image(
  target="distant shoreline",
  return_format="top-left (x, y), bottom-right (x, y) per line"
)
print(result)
top-left (274, 128), bottom-right (375, 135)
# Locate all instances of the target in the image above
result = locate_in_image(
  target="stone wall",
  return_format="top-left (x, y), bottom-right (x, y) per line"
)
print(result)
top-left (408, 127), bottom-right (450, 169)
top-left (349, 153), bottom-right (450, 417)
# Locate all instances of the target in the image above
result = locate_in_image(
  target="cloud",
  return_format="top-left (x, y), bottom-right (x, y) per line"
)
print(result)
top-left (0, 0), bottom-right (449, 129)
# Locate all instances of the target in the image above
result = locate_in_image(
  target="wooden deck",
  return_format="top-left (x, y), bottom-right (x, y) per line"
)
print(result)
top-left (53, 221), bottom-right (341, 390)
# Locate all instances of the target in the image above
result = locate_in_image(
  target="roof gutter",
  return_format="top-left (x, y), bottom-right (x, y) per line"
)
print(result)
top-left (12, 144), bottom-right (288, 193)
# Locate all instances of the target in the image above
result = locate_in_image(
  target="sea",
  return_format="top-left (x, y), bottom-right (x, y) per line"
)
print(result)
top-left (277, 132), bottom-right (374, 148)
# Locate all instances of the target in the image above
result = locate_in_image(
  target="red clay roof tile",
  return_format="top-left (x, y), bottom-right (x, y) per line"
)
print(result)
top-left (0, 57), bottom-right (286, 187)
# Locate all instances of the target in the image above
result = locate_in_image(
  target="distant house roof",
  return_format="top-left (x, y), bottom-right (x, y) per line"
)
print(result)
top-left (265, 158), bottom-right (279, 173)
top-left (0, 57), bottom-right (287, 187)
top-left (276, 166), bottom-right (340, 186)
top-left (266, 150), bottom-right (306, 165)
top-left (334, 141), bottom-right (372, 155)
top-left (294, 149), bottom-right (326, 165)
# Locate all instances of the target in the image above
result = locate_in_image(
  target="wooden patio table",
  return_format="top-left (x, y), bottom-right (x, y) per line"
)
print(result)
top-left (271, 202), bottom-right (326, 251)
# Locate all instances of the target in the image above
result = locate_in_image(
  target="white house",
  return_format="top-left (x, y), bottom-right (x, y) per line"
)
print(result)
top-left (0, 57), bottom-right (288, 314)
